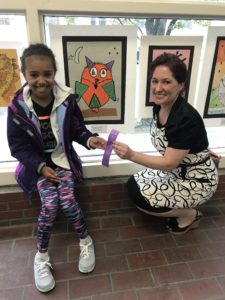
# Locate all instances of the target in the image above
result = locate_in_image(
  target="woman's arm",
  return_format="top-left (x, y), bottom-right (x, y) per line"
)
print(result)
top-left (113, 141), bottom-right (189, 171)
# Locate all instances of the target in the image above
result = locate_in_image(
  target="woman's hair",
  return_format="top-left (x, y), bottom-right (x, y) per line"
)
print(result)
top-left (20, 43), bottom-right (57, 74)
top-left (149, 52), bottom-right (188, 84)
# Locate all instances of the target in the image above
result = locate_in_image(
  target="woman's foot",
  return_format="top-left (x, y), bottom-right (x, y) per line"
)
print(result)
top-left (166, 210), bottom-right (203, 235)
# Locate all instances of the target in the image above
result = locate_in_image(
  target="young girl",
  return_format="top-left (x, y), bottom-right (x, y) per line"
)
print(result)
top-left (7, 43), bottom-right (106, 293)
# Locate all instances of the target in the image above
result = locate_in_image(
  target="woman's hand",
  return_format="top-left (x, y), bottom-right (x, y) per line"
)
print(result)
top-left (41, 166), bottom-right (61, 183)
top-left (89, 136), bottom-right (106, 150)
top-left (208, 149), bottom-right (221, 168)
top-left (112, 141), bottom-right (134, 160)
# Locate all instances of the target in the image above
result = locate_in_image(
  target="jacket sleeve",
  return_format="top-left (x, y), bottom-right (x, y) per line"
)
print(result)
top-left (7, 106), bottom-right (45, 173)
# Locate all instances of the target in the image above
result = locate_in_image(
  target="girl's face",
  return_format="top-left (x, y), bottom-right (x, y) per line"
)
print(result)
top-left (150, 65), bottom-right (184, 106)
top-left (23, 55), bottom-right (56, 102)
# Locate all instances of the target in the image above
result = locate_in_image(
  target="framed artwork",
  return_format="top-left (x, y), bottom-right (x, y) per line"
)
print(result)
top-left (203, 36), bottom-right (225, 118)
top-left (137, 36), bottom-right (203, 120)
top-left (62, 36), bottom-right (127, 124)
top-left (0, 48), bottom-right (21, 107)
top-left (145, 45), bottom-right (194, 106)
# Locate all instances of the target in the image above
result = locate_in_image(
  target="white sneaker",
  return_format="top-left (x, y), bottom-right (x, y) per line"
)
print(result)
top-left (34, 252), bottom-right (55, 292)
top-left (78, 235), bottom-right (95, 273)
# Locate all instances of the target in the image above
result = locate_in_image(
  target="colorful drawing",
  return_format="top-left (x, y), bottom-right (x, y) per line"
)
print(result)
top-left (62, 36), bottom-right (126, 124)
top-left (204, 37), bottom-right (225, 118)
top-left (0, 49), bottom-right (21, 107)
top-left (145, 46), bottom-right (194, 106)
top-left (75, 56), bottom-right (116, 113)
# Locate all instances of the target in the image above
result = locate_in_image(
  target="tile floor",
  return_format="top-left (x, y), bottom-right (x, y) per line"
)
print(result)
top-left (1, 189), bottom-right (225, 299)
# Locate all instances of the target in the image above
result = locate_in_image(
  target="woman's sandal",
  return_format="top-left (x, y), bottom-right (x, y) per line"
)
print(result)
top-left (166, 210), bottom-right (203, 235)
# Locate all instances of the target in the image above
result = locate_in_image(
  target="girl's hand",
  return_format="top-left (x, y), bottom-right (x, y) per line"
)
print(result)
top-left (89, 136), bottom-right (106, 150)
top-left (112, 141), bottom-right (133, 160)
top-left (41, 166), bottom-right (61, 182)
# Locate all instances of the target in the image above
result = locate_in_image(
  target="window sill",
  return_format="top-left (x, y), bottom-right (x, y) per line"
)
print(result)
top-left (1, 151), bottom-right (225, 187)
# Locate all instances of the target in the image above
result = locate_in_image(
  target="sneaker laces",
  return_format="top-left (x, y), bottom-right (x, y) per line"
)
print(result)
top-left (80, 242), bottom-right (93, 259)
top-left (36, 260), bottom-right (53, 278)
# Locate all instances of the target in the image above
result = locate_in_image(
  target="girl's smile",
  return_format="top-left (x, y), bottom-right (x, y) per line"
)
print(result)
top-left (23, 55), bottom-right (55, 105)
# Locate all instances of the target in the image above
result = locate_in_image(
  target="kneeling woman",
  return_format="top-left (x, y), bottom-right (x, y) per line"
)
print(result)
top-left (113, 52), bottom-right (219, 234)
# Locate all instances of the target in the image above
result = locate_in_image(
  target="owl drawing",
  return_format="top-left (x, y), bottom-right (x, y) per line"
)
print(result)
top-left (75, 56), bottom-right (116, 112)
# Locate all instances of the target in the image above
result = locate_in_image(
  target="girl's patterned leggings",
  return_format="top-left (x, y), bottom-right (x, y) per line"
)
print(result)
top-left (36, 167), bottom-right (88, 252)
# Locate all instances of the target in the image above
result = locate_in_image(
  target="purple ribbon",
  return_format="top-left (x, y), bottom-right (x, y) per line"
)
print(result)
top-left (102, 129), bottom-right (120, 167)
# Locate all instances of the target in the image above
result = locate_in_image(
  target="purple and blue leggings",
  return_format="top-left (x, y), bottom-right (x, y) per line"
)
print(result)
top-left (36, 167), bottom-right (88, 252)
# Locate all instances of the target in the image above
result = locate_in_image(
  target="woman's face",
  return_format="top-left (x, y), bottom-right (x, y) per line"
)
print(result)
top-left (150, 65), bottom-right (184, 106)
top-left (23, 55), bottom-right (56, 102)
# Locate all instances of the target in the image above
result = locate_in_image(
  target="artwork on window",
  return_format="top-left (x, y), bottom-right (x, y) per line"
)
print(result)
top-left (137, 36), bottom-right (203, 120)
top-left (62, 36), bottom-right (127, 124)
top-left (204, 36), bottom-right (225, 118)
top-left (0, 48), bottom-right (21, 107)
top-left (145, 46), bottom-right (194, 106)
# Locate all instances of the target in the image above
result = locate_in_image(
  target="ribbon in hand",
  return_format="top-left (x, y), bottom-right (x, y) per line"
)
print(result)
top-left (102, 129), bottom-right (120, 167)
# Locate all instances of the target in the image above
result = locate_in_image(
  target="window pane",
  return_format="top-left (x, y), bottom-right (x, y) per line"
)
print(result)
top-left (0, 14), bottom-right (28, 163)
top-left (43, 15), bottom-right (225, 161)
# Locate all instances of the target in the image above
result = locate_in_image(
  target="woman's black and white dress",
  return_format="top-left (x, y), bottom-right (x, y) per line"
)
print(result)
top-left (132, 97), bottom-right (219, 209)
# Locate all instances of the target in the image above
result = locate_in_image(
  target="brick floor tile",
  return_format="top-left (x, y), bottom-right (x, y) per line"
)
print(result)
top-left (205, 227), bottom-right (225, 242)
top-left (197, 242), bottom-right (225, 259)
top-left (54, 262), bottom-right (80, 280)
top-left (213, 216), bottom-right (225, 226)
top-left (94, 255), bottom-right (128, 274)
top-left (0, 240), bottom-right (13, 253)
top-left (127, 250), bottom-right (167, 269)
top-left (92, 290), bottom-right (138, 300)
top-left (23, 281), bottom-right (68, 300)
top-left (140, 234), bottom-right (176, 251)
top-left (49, 246), bottom-right (68, 263)
top-left (216, 276), bottom-right (225, 291)
top-left (0, 266), bottom-right (34, 289)
top-left (137, 286), bottom-right (180, 300)
top-left (0, 287), bottom-right (24, 300)
top-left (172, 230), bottom-right (210, 246)
top-left (50, 233), bottom-right (78, 248)
top-left (188, 258), bottom-right (225, 278)
top-left (1, 179), bottom-right (225, 299)
top-left (101, 215), bottom-right (132, 228)
top-left (91, 228), bottom-right (120, 242)
top-left (13, 237), bottom-right (36, 253)
top-left (111, 269), bottom-right (153, 291)
top-left (200, 206), bottom-right (222, 216)
top-left (163, 246), bottom-right (202, 263)
top-left (105, 239), bottom-right (141, 256)
top-left (178, 278), bottom-right (223, 300)
top-left (151, 263), bottom-right (193, 285)
top-left (119, 225), bottom-right (157, 240)
top-left (0, 252), bottom-right (29, 270)
top-left (69, 275), bottom-right (111, 298)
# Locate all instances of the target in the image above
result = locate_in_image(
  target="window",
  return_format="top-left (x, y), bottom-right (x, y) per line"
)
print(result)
top-left (42, 15), bottom-right (225, 163)
top-left (0, 14), bottom-right (28, 163)
top-left (1, 14), bottom-right (225, 168)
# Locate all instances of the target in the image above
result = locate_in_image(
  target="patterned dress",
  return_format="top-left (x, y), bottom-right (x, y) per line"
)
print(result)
top-left (133, 97), bottom-right (219, 209)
